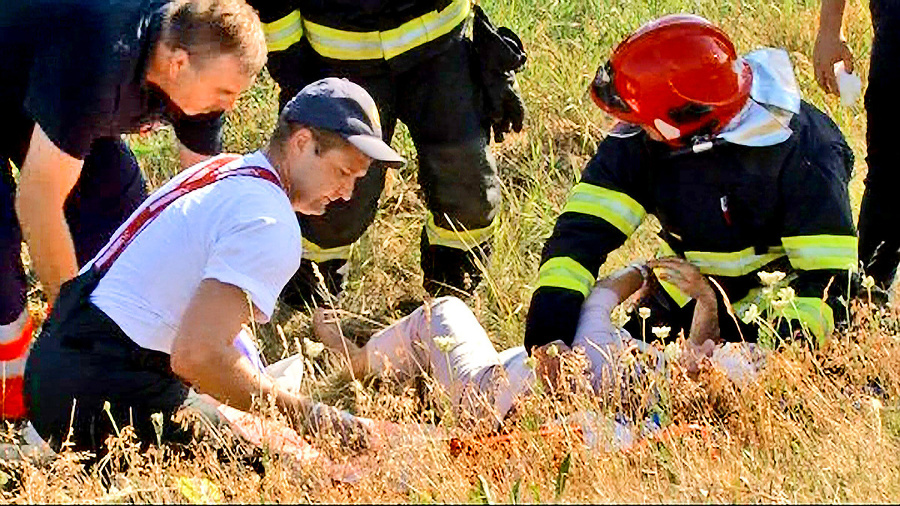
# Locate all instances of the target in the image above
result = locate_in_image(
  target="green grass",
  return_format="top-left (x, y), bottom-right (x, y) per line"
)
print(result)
top-left (11, 0), bottom-right (899, 502)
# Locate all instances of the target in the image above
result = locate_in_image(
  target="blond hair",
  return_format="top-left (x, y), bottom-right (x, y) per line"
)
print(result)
top-left (160, 0), bottom-right (267, 76)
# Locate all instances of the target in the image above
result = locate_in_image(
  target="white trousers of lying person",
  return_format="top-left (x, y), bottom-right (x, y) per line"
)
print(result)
top-left (348, 288), bottom-right (764, 425)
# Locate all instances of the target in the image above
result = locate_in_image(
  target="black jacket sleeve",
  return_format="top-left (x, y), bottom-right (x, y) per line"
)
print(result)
top-left (524, 136), bottom-right (649, 351)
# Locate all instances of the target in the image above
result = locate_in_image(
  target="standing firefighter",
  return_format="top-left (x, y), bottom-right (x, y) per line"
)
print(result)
top-left (0, 0), bottom-right (266, 420)
top-left (249, 0), bottom-right (527, 303)
top-left (524, 15), bottom-right (858, 355)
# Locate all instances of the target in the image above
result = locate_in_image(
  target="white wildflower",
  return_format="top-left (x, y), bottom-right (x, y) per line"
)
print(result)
top-left (758, 271), bottom-right (786, 287)
top-left (651, 326), bottom-right (671, 339)
top-left (663, 342), bottom-right (681, 364)
top-left (546, 343), bottom-right (559, 358)
top-left (862, 275), bottom-right (876, 290)
top-left (433, 335), bottom-right (458, 353)
top-left (776, 286), bottom-right (796, 304)
top-left (741, 304), bottom-right (761, 324)
top-left (638, 307), bottom-right (651, 320)
top-left (302, 338), bottom-right (325, 358)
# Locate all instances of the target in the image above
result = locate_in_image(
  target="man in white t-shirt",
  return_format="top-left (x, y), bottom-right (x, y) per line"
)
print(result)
top-left (23, 78), bottom-right (404, 454)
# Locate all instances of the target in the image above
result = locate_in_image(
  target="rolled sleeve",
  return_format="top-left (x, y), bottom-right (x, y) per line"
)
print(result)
top-left (204, 209), bottom-right (301, 321)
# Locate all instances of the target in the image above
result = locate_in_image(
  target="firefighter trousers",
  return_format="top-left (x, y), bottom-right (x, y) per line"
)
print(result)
top-left (275, 40), bottom-right (501, 306)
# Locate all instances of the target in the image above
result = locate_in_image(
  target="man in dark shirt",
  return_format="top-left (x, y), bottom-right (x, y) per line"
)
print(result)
top-left (0, 0), bottom-right (266, 419)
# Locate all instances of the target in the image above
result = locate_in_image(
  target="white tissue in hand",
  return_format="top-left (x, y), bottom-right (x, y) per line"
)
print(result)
top-left (834, 61), bottom-right (862, 106)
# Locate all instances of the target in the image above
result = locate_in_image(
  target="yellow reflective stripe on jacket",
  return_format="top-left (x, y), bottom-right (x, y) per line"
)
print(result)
top-left (782, 235), bottom-right (858, 271)
top-left (655, 242), bottom-right (692, 307)
top-left (782, 296), bottom-right (834, 344)
top-left (303, 0), bottom-right (470, 61)
top-left (537, 257), bottom-right (595, 298)
top-left (562, 183), bottom-right (646, 235)
top-left (263, 10), bottom-right (304, 52)
top-left (684, 246), bottom-right (786, 277)
top-left (302, 238), bottom-right (352, 263)
top-left (425, 212), bottom-right (495, 251)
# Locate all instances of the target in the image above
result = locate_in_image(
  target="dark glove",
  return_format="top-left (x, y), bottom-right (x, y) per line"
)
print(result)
top-left (471, 5), bottom-right (527, 142)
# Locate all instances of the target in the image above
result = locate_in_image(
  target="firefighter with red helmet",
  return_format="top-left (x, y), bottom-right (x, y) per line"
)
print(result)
top-left (524, 15), bottom-right (858, 353)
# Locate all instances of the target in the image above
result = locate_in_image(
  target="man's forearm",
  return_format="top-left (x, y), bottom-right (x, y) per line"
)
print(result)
top-left (689, 296), bottom-right (720, 345)
top-left (819, 0), bottom-right (847, 39)
top-left (15, 202), bottom-right (78, 304)
top-left (177, 345), bottom-right (312, 420)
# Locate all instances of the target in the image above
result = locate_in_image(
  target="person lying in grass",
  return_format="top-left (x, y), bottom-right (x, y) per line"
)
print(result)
top-left (313, 257), bottom-right (763, 426)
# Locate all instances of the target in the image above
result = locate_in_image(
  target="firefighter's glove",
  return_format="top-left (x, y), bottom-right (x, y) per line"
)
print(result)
top-left (471, 5), bottom-right (527, 142)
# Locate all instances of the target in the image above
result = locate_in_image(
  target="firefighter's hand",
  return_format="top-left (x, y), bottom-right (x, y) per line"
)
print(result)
top-left (648, 257), bottom-right (715, 304)
top-left (813, 33), bottom-right (854, 95)
top-left (486, 74), bottom-right (526, 143)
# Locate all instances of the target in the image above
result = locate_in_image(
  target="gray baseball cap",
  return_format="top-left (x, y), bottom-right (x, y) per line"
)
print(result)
top-left (281, 78), bottom-right (405, 167)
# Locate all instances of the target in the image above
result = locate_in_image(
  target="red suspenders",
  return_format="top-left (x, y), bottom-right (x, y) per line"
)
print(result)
top-left (93, 154), bottom-right (283, 272)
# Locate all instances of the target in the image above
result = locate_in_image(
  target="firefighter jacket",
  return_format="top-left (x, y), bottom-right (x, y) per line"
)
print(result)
top-left (250, 0), bottom-right (470, 75)
top-left (524, 52), bottom-right (857, 351)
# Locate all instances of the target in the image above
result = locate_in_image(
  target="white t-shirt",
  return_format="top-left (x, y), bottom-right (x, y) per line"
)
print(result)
top-left (88, 151), bottom-right (302, 354)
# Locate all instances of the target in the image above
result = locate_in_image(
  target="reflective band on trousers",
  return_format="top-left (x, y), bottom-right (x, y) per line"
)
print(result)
top-left (425, 212), bottom-right (495, 251)
top-left (302, 238), bottom-right (352, 263)
top-left (562, 182), bottom-right (646, 236)
top-left (262, 10), bottom-right (304, 52)
top-left (782, 235), bottom-right (858, 271)
top-left (537, 257), bottom-right (595, 298)
top-left (262, 0), bottom-right (470, 60)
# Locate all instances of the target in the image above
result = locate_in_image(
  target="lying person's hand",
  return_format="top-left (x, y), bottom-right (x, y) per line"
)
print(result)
top-left (679, 336), bottom-right (716, 375)
top-left (533, 340), bottom-right (571, 391)
top-left (648, 257), bottom-right (716, 304)
top-left (301, 401), bottom-right (378, 451)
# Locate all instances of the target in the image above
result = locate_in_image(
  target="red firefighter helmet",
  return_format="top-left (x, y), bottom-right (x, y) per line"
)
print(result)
top-left (590, 14), bottom-right (752, 145)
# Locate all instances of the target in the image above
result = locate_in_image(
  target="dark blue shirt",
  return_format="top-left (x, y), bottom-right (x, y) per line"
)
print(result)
top-left (0, 0), bottom-right (222, 160)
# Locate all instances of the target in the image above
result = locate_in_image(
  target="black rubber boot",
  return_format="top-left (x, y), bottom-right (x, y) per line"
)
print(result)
top-left (279, 258), bottom-right (347, 310)
top-left (420, 229), bottom-right (491, 297)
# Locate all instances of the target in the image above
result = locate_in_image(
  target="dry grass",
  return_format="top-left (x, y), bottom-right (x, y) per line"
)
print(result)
top-left (8, 0), bottom-right (899, 502)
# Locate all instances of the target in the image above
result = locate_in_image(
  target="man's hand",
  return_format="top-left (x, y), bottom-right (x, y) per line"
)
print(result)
top-left (15, 124), bottom-right (84, 305)
top-left (648, 257), bottom-right (715, 304)
top-left (813, 0), bottom-right (853, 95)
top-left (649, 257), bottom-right (721, 346)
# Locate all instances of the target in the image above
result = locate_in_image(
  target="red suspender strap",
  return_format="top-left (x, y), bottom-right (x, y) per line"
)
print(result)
top-left (93, 154), bottom-right (283, 272)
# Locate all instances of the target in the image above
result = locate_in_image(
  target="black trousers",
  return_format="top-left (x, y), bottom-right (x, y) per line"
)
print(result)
top-left (24, 269), bottom-right (189, 454)
top-left (0, 137), bottom-right (147, 324)
top-left (273, 40), bottom-right (500, 302)
top-left (857, 3), bottom-right (900, 288)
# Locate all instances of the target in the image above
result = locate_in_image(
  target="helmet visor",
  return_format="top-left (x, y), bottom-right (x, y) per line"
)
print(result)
top-left (590, 61), bottom-right (632, 114)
